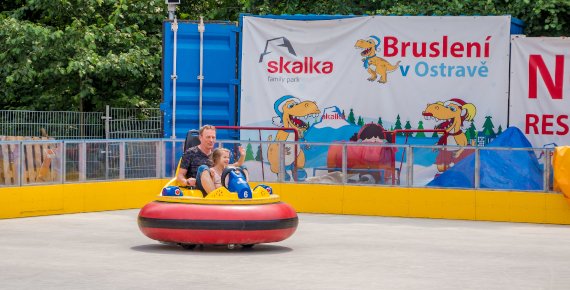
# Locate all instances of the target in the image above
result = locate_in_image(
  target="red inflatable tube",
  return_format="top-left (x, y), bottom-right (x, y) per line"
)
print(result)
top-left (327, 144), bottom-right (397, 184)
top-left (138, 201), bottom-right (298, 245)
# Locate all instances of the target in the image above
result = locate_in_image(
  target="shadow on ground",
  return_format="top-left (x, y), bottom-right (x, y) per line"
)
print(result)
top-left (131, 243), bottom-right (293, 256)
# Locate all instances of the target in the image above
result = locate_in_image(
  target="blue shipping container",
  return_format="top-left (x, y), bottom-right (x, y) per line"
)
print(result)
top-left (161, 20), bottom-right (239, 140)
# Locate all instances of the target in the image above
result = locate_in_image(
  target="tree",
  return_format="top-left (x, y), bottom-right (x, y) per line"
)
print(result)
top-left (180, 0), bottom-right (367, 21)
top-left (363, 1), bottom-right (569, 36)
top-left (482, 116), bottom-right (496, 138)
top-left (404, 120), bottom-right (412, 137)
top-left (394, 114), bottom-right (403, 136)
top-left (497, 125), bottom-right (503, 135)
top-left (466, 121), bottom-right (478, 143)
top-left (377, 117), bottom-right (383, 127)
top-left (2, 0), bottom-right (569, 113)
top-left (347, 108), bottom-right (356, 124)
top-left (415, 120), bottom-right (426, 137)
top-left (255, 144), bottom-right (263, 161)
top-left (245, 143), bottom-right (255, 161)
top-left (179, 1), bottom-right (569, 37)
top-left (357, 116), bottom-right (364, 126)
top-left (0, 0), bottom-right (164, 111)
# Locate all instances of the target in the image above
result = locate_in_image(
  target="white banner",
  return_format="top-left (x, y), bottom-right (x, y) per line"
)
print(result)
top-left (240, 16), bottom-right (511, 181)
top-left (509, 37), bottom-right (570, 149)
top-left (241, 16), bottom-right (510, 141)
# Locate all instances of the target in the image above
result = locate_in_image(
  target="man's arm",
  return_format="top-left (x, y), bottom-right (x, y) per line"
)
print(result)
top-left (177, 168), bottom-right (196, 187)
top-left (177, 149), bottom-right (197, 187)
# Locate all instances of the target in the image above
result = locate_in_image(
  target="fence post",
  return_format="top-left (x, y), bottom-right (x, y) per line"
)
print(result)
top-left (18, 141), bottom-right (23, 186)
top-left (278, 142), bottom-right (285, 182)
top-left (544, 149), bottom-right (551, 192)
top-left (406, 146), bottom-right (413, 187)
top-left (341, 143), bottom-right (347, 184)
top-left (102, 105), bottom-right (111, 139)
top-left (119, 141), bottom-right (126, 179)
top-left (61, 141), bottom-right (66, 184)
top-left (79, 142), bottom-right (86, 181)
top-left (155, 141), bottom-right (162, 178)
top-left (474, 147), bottom-right (480, 189)
top-left (105, 142), bottom-right (109, 180)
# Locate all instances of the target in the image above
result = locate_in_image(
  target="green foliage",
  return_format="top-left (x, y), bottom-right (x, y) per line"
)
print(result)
top-left (500, 0), bottom-right (570, 36)
top-left (369, 0), bottom-right (569, 37)
top-left (1, 0), bottom-right (568, 112)
top-left (178, 0), bottom-right (569, 36)
top-left (179, 0), bottom-right (366, 21)
top-left (0, 0), bottom-right (164, 111)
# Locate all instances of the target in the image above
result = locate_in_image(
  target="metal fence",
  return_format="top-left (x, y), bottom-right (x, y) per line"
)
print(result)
top-left (107, 107), bottom-right (162, 139)
top-left (63, 140), bottom-right (162, 182)
top-left (0, 110), bottom-right (104, 139)
top-left (0, 106), bottom-right (162, 139)
top-left (0, 138), bottom-right (556, 193)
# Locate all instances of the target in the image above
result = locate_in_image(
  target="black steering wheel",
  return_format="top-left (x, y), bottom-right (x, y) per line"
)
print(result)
top-left (221, 167), bottom-right (247, 189)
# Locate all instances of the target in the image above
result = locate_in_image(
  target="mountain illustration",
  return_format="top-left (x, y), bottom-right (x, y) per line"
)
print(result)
top-left (313, 106), bottom-right (351, 129)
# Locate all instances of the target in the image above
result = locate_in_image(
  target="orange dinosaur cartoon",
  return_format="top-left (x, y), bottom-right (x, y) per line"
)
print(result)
top-left (422, 98), bottom-right (477, 172)
top-left (267, 95), bottom-right (320, 181)
top-left (354, 36), bottom-right (400, 84)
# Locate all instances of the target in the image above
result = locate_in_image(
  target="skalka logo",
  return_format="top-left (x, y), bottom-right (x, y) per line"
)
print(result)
top-left (259, 37), bottom-right (334, 74)
top-left (259, 37), bottom-right (297, 62)
top-left (322, 112), bottom-right (345, 120)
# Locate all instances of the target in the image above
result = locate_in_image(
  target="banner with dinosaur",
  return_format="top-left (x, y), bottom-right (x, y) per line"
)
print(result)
top-left (509, 36), bottom-right (570, 150)
top-left (239, 15), bottom-right (511, 181)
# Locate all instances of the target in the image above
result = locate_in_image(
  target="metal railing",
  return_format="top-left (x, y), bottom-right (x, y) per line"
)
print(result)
top-left (0, 106), bottom-right (162, 139)
top-left (107, 107), bottom-right (162, 139)
top-left (0, 110), bottom-right (104, 139)
top-left (0, 138), bottom-right (555, 192)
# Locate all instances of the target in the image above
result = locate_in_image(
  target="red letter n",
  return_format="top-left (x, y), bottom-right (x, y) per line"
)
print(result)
top-left (528, 55), bottom-right (564, 99)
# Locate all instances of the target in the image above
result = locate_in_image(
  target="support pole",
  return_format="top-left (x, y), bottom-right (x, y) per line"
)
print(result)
top-left (198, 16), bottom-right (205, 128)
top-left (171, 16), bottom-right (178, 139)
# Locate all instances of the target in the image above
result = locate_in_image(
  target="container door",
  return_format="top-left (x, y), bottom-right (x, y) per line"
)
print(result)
top-left (161, 21), bottom-right (238, 140)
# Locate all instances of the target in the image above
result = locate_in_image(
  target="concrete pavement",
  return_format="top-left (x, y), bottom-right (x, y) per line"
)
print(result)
top-left (1, 210), bottom-right (570, 290)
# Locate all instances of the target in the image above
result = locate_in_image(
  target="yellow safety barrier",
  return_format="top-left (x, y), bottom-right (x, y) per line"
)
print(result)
top-left (3, 180), bottom-right (570, 224)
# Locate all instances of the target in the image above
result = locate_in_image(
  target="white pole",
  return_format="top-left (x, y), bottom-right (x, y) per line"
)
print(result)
top-left (198, 16), bottom-right (205, 128)
top-left (171, 15), bottom-right (178, 139)
top-left (103, 105), bottom-right (111, 139)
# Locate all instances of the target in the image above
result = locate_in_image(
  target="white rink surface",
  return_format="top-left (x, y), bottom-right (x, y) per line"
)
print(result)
top-left (1, 210), bottom-right (570, 290)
